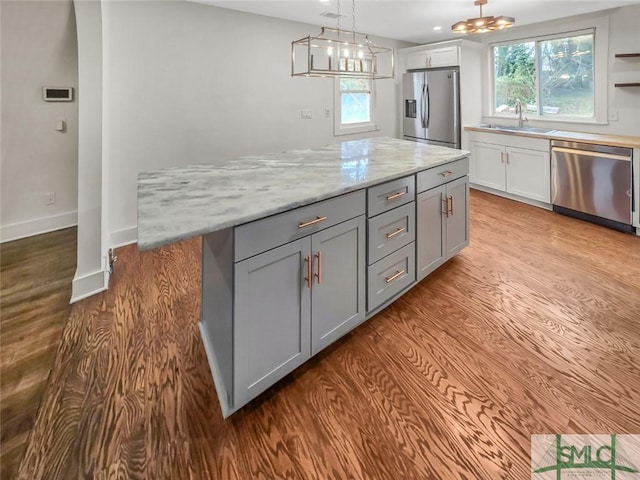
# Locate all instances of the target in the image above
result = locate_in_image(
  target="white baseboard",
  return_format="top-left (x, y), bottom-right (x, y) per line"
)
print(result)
top-left (470, 184), bottom-right (552, 211)
top-left (71, 268), bottom-right (108, 303)
top-left (110, 225), bottom-right (137, 249)
top-left (0, 210), bottom-right (78, 243)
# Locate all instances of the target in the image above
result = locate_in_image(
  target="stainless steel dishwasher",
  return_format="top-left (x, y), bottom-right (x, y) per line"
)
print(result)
top-left (551, 140), bottom-right (634, 232)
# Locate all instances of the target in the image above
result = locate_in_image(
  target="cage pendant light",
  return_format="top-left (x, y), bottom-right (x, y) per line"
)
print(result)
top-left (452, 0), bottom-right (515, 34)
top-left (291, 0), bottom-right (394, 79)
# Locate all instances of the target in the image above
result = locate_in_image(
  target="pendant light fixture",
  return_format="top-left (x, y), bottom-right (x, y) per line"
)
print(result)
top-left (452, 0), bottom-right (515, 34)
top-left (291, 0), bottom-right (394, 79)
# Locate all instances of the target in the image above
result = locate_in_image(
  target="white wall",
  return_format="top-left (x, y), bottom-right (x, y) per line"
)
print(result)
top-left (607, 4), bottom-right (640, 134)
top-left (102, 1), bottom-right (410, 246)
top-left (479, 4), bottom-right (640, 136)
top-left (0, 0), bottom-right (78, 242)
top-left (71, 0), bottom-right (108, 302)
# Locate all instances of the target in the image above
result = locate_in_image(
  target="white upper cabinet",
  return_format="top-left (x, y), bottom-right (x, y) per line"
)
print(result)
top-left (402, 45), bottom-right (460, 70)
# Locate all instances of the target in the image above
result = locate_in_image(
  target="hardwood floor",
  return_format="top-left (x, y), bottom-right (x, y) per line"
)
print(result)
top-left (1, 228), bottom-right (77, 480)
top-left (17, 192), bottom-right (640, 479)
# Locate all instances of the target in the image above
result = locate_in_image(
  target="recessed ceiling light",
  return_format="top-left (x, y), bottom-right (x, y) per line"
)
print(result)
top-left (433, 26), bottom-right (442, 31)
top-left (320, 11), bottom-right (344, 19)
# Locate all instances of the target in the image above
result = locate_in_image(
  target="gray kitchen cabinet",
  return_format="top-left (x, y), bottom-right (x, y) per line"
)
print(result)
top-left (192, 147), bottom-right (471, 418)
top-left (367, 242), bottom-right (416, 311)
top-left (417, 175), bottom-right (469, 281)
top-left (446, 176), bottom-right (470, 257)
top-left (233, 215), bottom-right (366, 406)
top-left (416, 185), bottom-right (445, 279)
top-left (234, 237), bottom-right (312, 408)
top-left (311, 216), bottom-right (366, 355)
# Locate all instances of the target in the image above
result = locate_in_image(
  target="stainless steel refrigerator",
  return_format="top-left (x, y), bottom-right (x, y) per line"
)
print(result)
top-left (403, 68), bottom-right (460, 149)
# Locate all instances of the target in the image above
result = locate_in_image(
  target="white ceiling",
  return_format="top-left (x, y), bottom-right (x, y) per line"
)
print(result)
top-left (193, 0), bottom-right (640, 44)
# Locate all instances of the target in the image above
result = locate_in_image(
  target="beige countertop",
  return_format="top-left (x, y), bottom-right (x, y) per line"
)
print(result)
top-left (465, 125), bottom-right (640, 149)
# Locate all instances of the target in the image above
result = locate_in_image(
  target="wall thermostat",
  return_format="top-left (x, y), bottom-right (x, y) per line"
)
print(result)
top-left (42, 87), bottom-right (74, 102)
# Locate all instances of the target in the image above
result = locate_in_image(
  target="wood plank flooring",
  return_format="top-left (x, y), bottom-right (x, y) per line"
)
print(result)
top-left (1, 228), bottom-right (77, 480)
top-left (16, 192), bottom-right (640, 479)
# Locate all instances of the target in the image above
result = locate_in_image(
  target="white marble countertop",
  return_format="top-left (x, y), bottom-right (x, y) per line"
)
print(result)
top-left (137, 137), bottom-right (469, 250)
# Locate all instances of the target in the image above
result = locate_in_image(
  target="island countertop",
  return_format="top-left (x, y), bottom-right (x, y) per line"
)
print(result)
top-left (137, 137), bottom-right (469, 251)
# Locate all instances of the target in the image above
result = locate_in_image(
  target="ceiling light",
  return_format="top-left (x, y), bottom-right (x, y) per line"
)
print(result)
top-left (451, 0), bottom-right (515, 34)
top-left (433, 26), bottom-right (442, 31)
top-left (291, 0), bottom-right (394, 79)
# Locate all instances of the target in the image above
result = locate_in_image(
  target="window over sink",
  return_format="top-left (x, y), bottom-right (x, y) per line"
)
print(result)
top-left (492, 30), bottom-right (595, 120)
top-left (334, 77), bottom-right (377, 136)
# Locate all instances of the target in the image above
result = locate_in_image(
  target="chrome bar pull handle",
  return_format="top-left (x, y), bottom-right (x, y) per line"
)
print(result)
top-left (386, 227), bottom-right (406, 239)
top-left (385, 270), bottom-right (405, 284)
top-left (439, 170), bottom-right (453, 177)
top-left (386, 191), bottom-right (407, 201)
top-left (442, 197), bottom-right (449, 216)
top-left (448, 195), bottom-right (454, 216)
top-left (299, 216), bottom-right (327, 229)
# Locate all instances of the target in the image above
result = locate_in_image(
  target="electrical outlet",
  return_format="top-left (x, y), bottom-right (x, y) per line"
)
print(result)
top-left (44, 192), bottom-right (56, 205)
top-left (608, 109), bottom-right (619, 122)
top-left (301, 109), bottom-right (313, 120)
top-left (324, 108), bottom-right (330, 118)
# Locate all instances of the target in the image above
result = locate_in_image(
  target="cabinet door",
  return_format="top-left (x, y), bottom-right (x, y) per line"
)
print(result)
top-left (404, 53), bottom-right (427, 70)
top-left (416, 186), bottom-right (446, 281)
top-left (505, 147), bottom-right (550, 203)
top-left (234, 237), bottom-right (311, 407)
top-left (470, 142), bottom-right (506, 191)
top-left (445, 176), bottom-right (470, 257)
top-left (311, 217), bottom-right (365, 355)
top-left (428, 46), bottom-right (460, 68)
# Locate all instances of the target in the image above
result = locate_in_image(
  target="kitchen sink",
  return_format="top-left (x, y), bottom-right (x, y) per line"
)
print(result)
top-left (477, 124), bottom-right (557, 135)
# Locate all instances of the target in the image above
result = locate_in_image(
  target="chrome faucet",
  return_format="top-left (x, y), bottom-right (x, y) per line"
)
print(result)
top-left (515, 99), bottom-right (528, 127)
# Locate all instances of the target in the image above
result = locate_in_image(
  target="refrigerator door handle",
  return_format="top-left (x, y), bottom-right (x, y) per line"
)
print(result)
top-left (426, 83), bottom-right (430, 128)
top-left (452, 70), bottom-right (460, 148)
top-left (420, 84), bottom-right (427, 128)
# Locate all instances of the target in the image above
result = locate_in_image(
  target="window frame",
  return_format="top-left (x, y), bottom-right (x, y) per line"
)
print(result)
top-left (487, 26), bottom-right (608, 125)
top-left (334, 77), bottom-right (378, 136)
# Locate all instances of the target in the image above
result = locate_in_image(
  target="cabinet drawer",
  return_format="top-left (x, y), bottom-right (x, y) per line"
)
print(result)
top-left (235, 190), bottom-right (365, 261)
top-left (367, 202), bottom-right (415, 265)
top-left (367, 175), bottom-right (415, 217)
top-left (417, 157), bottom-right (469, 193)
top-left (367, 242), bottom-right (416, 312)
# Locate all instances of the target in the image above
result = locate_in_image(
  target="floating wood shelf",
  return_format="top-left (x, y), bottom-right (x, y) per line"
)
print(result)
top-left (614, 55), bottom-right (640, 86)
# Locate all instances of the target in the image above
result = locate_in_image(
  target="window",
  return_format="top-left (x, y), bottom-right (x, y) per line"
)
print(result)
top-left (493, 31), bottom-right (594, 119)
top-left (334, 77), bottom-right (377, 135)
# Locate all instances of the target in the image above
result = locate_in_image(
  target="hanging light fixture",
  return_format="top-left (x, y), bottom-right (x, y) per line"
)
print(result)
top-left (291, 0), bottom-right (394, 79)
top-left (451, 0), bottom-right (515, 34)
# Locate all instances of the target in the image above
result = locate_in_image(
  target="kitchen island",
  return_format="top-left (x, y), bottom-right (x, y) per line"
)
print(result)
top-left (138, 137), bottom-right (470, 417)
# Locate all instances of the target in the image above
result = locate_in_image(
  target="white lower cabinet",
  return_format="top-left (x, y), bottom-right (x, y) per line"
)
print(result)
top-left (470, 142), bottom-right (505, 191)
top-left (469, 134), bottom-right (550, 204)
